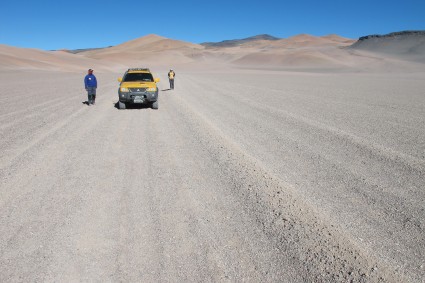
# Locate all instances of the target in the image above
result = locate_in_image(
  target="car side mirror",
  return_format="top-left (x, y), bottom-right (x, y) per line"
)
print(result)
top-left (154, 78), bottom-right (160, 83)
top-left (118, 77), bottom-right (122, 82)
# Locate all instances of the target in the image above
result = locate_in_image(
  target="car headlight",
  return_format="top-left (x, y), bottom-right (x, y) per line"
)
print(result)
top-left (147, 87), bottom-right (156, 92)
top-left (120, 87), bottom-right (129, 92)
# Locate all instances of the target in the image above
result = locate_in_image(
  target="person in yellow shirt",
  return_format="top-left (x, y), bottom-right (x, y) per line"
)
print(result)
top-left (168, 69), bottom-right (175, 90)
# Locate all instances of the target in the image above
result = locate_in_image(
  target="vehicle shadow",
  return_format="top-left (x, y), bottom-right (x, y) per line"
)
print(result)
top-left (113, 102), bottom-right (151, 110)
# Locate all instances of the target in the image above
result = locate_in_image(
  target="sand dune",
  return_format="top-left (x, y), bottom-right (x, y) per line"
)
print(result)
top-left (321, 34), bottom-right (355, 43)
top-left (225, 34), bottom-right (355, 49)
top-left (220, 34), bottom-right (357, 69)
top-left (0, 44), bottom-right (123, 72)
top-left (1, 32), bottom-right (424, 72)
top-left (282, 34), bottom-right (331, 47)
top-left (231, 49), bottom-right (344, 68)
top-left (81, 34), bottom-right (204, 67)
top-left (227, 33), bottom-right (425, 70)
top-left (66, 33), bottom-right (360, 70)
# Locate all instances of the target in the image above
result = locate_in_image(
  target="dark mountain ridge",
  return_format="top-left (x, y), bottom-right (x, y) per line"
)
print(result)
top-left (357, 30), bottom-right (425, 41)
top-left (201, 34), bottom-right (280, 48)
top-left (350, 30), bottom-right (425, 62)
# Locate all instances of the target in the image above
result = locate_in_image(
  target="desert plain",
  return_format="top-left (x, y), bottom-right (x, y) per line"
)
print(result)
top-left (0, 32), bottom-right (425, 282)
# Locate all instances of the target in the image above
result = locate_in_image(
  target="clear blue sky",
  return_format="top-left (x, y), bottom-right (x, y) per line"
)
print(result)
top-left (1, 0), bottom-right (424, 50)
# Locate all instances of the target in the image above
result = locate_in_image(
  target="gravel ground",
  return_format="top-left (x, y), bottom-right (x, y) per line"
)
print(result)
top-left (0, 69), bottom-right (424, 282)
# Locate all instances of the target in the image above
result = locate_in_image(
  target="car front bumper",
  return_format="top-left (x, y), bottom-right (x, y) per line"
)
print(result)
top-left (118, 90), bottom-right (158, 104)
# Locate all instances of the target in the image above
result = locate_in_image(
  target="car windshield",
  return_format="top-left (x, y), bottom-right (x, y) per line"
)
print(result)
top-left (124, 73), bottom-right (153, 82)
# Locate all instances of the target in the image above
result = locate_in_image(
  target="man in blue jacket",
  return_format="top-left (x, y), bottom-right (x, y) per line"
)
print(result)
top-left (84, 69), bottom-right (97, 105)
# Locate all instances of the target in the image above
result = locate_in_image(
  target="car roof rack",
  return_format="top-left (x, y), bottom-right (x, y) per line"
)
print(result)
top-left (127, 68), bottom-right (150, 72)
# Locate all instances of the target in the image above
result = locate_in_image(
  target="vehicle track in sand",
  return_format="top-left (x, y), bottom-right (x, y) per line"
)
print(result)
top-left (0, 70), bottom-right (424, 282)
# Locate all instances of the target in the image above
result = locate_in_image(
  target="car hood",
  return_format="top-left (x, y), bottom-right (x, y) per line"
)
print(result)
top-left (120, 81), bottom-right (156, 88)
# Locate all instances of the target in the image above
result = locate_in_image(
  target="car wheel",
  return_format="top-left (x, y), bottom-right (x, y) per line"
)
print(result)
top-left (151, 101), bottom-right (158, 110)
top-left (118, 101), bottom-right (126, 109)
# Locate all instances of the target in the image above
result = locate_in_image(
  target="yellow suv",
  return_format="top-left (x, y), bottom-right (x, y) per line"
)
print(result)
top-left (117, 68), bottom-right (160, 110)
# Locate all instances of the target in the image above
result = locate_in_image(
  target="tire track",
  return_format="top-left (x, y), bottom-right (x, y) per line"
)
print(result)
top-left (0, 88), bottom-right (123, 281)
top-left (0, 88), bottom-right (117, 208)
top-left (184, 75), bottom-right (425, 173)
top-left (165, 85), bottom-right (406, 282)
top-left (177, 73), bottom-right (424, 282)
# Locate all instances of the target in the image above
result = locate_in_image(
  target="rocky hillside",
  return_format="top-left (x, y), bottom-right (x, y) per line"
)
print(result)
top-left (201, 34), bottom-right (280, 48)
top-left (350, 30), bottom-right (425, 62)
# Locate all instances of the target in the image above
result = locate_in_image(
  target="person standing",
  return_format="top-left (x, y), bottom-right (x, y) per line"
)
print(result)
top-left (84, 69), bottom-right (97, 105)
top-left (168, 69), bottom-right (175, 90)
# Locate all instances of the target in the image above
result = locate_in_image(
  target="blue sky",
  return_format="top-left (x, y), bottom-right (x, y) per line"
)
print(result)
top-left (0, 0), bottom-right (424, 50)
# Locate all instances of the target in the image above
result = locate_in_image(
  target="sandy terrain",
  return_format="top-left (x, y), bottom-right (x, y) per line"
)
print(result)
top-left (0, 44), bottom-right (123, 72)
top-left (1, 33), bottom-right (425, 282)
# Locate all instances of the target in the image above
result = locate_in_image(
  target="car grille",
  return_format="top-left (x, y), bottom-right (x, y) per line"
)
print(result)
top-left (129, 88), bottom-right (147, 93)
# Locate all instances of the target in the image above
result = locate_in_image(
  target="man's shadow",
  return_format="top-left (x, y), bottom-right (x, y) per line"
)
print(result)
top-left (161, 89), bottom-right (172, 91)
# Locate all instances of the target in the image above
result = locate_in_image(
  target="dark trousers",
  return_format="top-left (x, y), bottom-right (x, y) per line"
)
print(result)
top-left (169, 79), bottom-right (174, 89)
top-left (87, 87), bottom-right (96, 104)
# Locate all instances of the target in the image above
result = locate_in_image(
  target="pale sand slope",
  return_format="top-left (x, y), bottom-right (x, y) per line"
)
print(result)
top-left (81, 34), bottom-right (358, 69)
top-left (0, 44), bottom-right (124, 72)
top-left (81, 34), bottom-right (204, 67)
top-left (191, 34), bottom-right (356, 68)
top-left (2, 33), bottom-right (424, 72)
top-left (217, 34), bottom-right (425, 71)
top-left (78, 34), bottom-right (425, 72)
top-left (0, 65), bottom-right (424, 282)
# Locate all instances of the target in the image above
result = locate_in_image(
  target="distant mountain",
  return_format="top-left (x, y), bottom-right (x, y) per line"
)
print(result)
top-left (68, 46), bottom-right (113, 54)
top-left (3, 31), bottom-right (423, 72)
top-left (356, 30), bottom-right (425, 41)
top-left (51, 46), bottom-right (113, 54)
top-left (201, 34), bottom-right (280, 48)
top-left (57, 33), bottom-right (349, 53)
